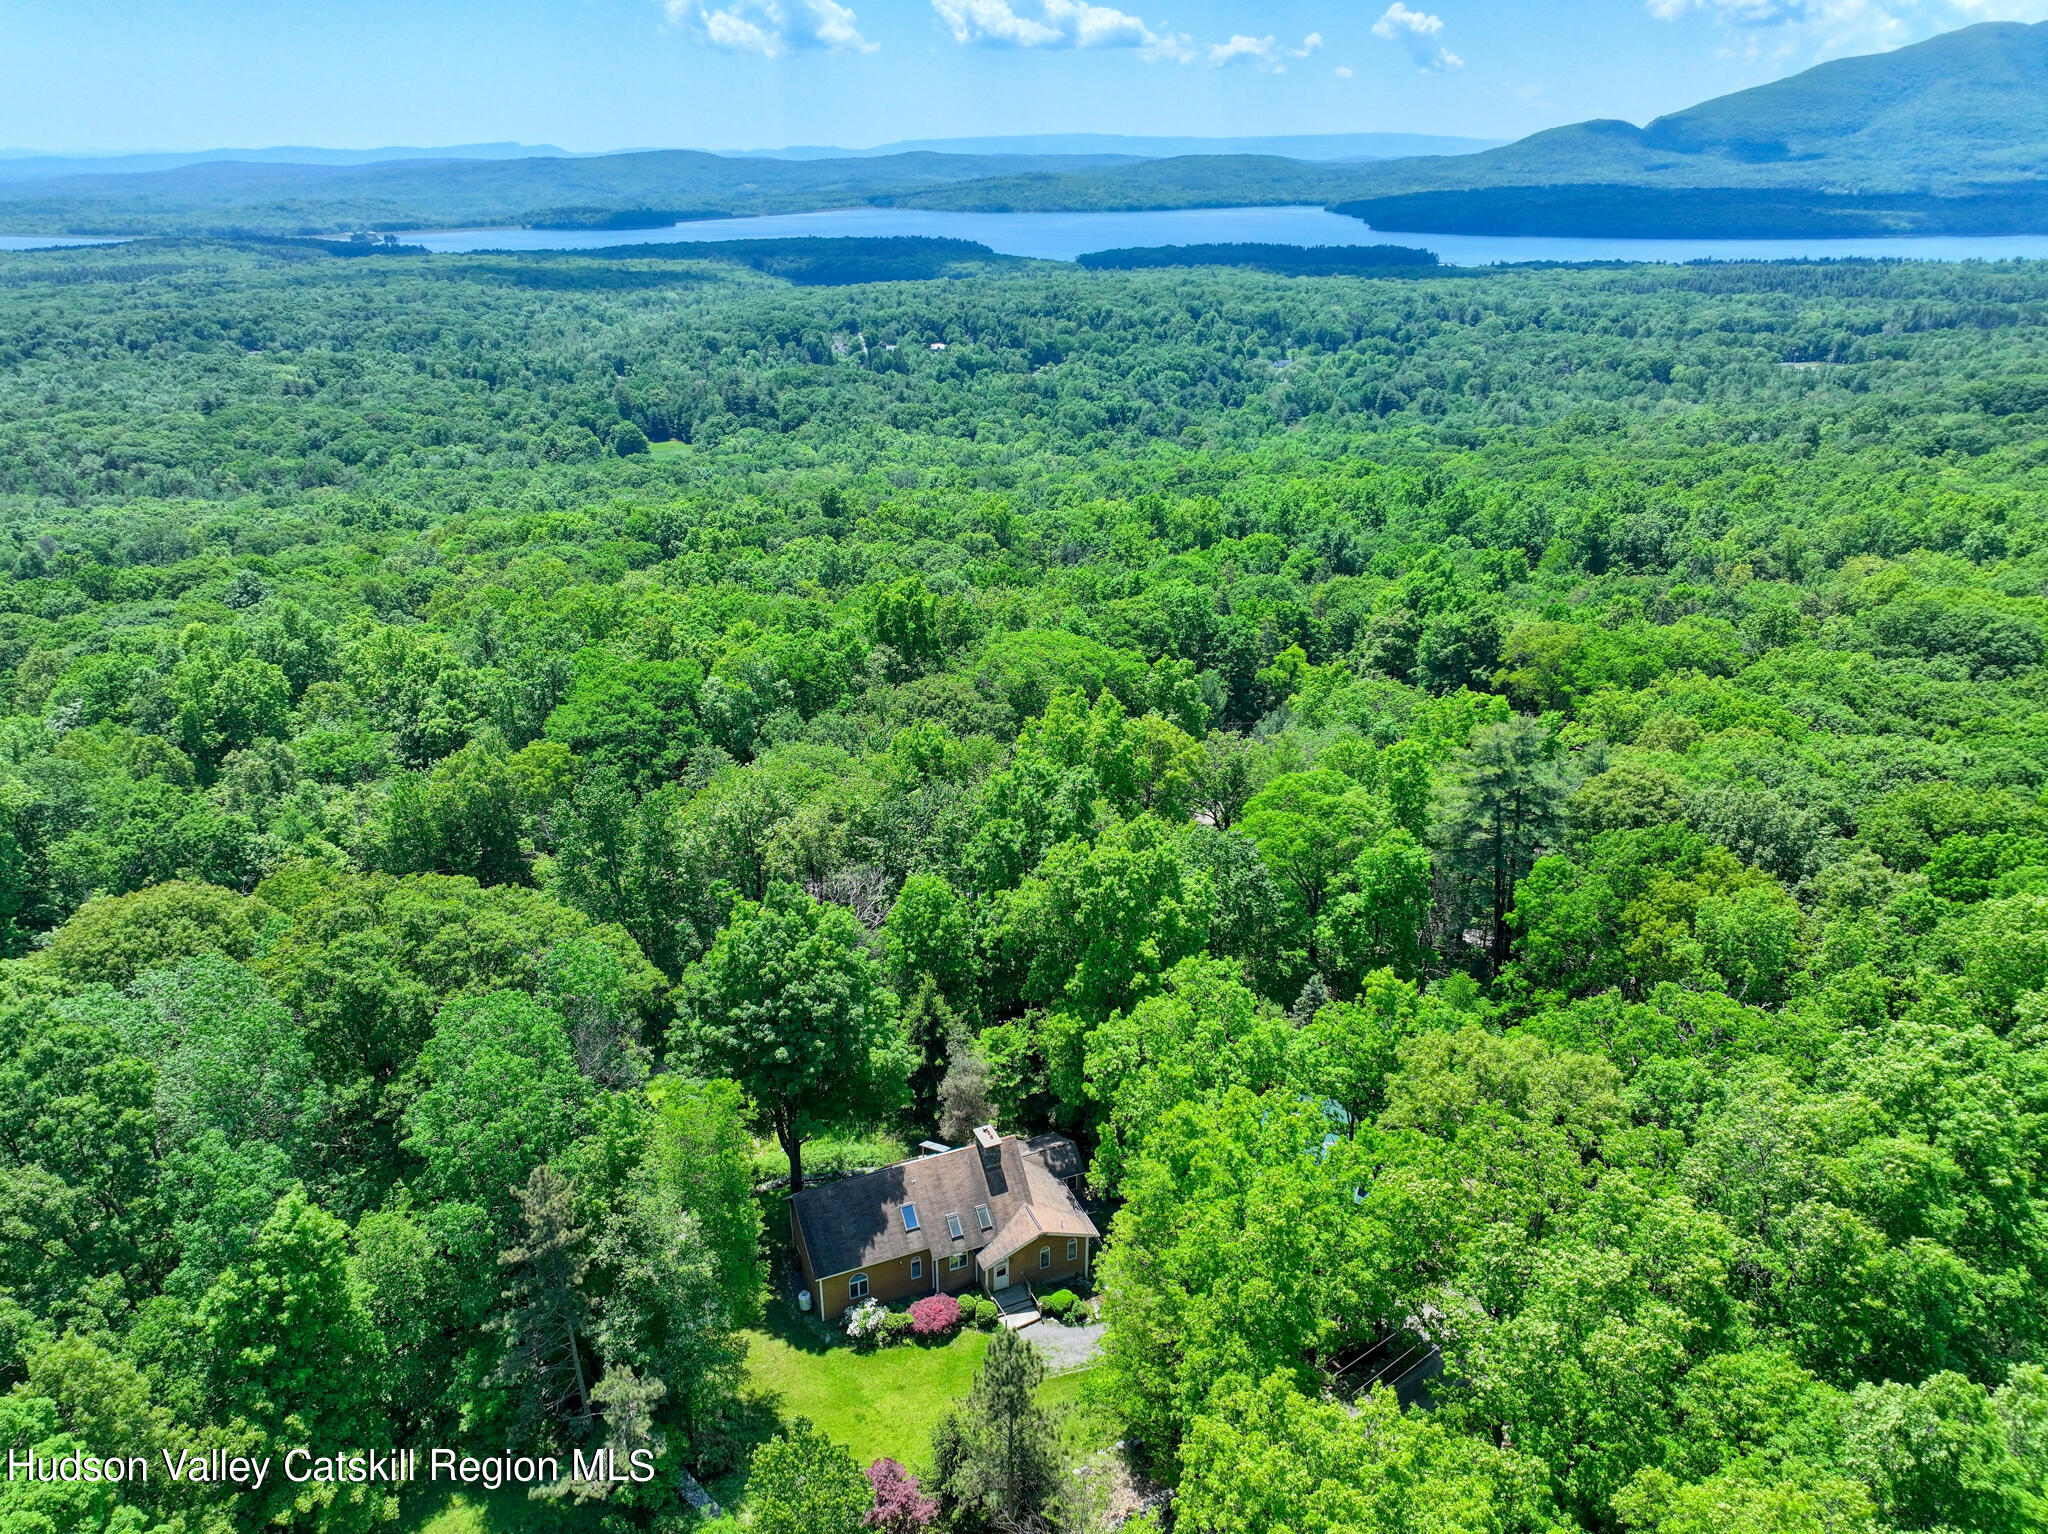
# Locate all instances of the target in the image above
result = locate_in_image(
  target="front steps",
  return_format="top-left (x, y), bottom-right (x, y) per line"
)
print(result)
top-left (991, 1284), bottom-right (1040, 1328)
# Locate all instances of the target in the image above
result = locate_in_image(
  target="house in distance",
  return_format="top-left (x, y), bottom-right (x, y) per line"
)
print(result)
top-left (790, 1126), bottom-right (1099, 1321)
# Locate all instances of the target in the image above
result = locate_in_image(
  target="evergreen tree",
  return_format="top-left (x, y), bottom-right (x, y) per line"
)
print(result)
top-left (545, 1365), bottom-right (666, 1506)
top-left (1438, 715), bottom-right (1568, 976)
top-left (931, 1327), bottom-right (1066, 1534)
top-left (493, 1164), bottom-right (596, 1443)
top-left (900, 976), bottom-right (963, 1134)
top-left (938, 1029), bottom-right (998, 1143)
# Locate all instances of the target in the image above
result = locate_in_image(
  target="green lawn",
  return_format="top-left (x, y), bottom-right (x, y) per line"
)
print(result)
top-left (396, 1487), bottom-right (607, 1534)
top-left (643, 438), bottom-right (689, 457)
top-left (736, 1323), bottom-right (994, 1474)
top-left (705, 1297), bottom-right (1116, 1512)
top-left (397, 1312), bottom-right (1110, 1530)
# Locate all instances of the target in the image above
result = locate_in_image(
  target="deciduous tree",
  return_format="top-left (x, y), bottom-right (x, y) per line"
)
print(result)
top-left (674, 882), bottom-right (903, 1190)
top-left (750, 1417), bottom-right (872, 1534)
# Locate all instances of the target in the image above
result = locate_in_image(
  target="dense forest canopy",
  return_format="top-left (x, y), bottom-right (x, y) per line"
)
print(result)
top-left (1, 236), bottom-right (2047, 1534)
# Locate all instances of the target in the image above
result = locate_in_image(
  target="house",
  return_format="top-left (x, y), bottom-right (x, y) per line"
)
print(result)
top-left (789, 1126), bottom-right (1100, 1321)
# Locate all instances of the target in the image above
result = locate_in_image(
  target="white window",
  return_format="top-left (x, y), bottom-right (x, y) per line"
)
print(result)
top-left (849, 1273), bottom-right (869, 1299)
top-left (1039, 1246), bottom-right (1052, 1269)
top-left (902, 1203), bottom-right (920, 1232)
top-left (1067, 1238), bottom-right (1079, 1261)
top-left (949, 1253), bottom-right (968, 1271)
top-left (975, 1204), bottom-right (993, 1231)
top-left (910, 1258), bottom-right (923, 1281)
top-left (946, 1213), bottom-right (963, 1239)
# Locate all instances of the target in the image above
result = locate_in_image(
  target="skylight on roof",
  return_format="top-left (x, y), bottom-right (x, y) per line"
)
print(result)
top-left (975, 1203), bottom-right (993, 1231)
top-left (902, 1203), bottom-right (920, 1232)
top-left (947, 1213), bottom-right (963, 1239)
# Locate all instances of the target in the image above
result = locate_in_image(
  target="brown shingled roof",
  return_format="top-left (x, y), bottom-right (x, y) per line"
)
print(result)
top-left (1024, 1132), bottom-right (1085, 1184)
top-left (790, 1132), bottom-right (1098, 1281)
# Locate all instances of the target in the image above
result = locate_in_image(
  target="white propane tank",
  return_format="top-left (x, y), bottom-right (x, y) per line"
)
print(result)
top-left (797, 1289), bottom-right (812, 1313)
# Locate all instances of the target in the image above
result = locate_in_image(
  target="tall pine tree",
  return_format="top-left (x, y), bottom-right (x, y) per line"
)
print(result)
top-left (493, 1164), bottom-right (596, 1443)
top-left (1438, 716), bottom-right (1567, 976)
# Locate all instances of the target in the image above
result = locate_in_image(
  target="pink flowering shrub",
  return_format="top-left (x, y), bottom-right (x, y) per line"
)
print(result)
top-left (909, 1292), bottom-right (960, 1338)
top-left (865, 1458), bottom-right (938, 1534)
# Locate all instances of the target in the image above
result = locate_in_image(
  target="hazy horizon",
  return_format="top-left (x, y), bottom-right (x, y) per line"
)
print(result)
top-left (7, 0), bottom-right (2046, 157)
top-left (0, 131), bottom-right (1507, 164)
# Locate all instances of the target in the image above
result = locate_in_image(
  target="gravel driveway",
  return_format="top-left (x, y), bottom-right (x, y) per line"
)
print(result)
top-left (1029, 1320), bottom-right (1106, 1372)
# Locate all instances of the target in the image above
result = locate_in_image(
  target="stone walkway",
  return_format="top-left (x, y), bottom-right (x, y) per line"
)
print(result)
top-left (1029, 1320), bottom-right (1106, 1373)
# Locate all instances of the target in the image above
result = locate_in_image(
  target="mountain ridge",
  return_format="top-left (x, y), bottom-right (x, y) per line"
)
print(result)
top-left (1346, 20), bottom-right (2048, 197)
top-left (0, 150), bottom-right (1151, 237)
top-left (0, 143), bottom-right (574, 183)
top-left (895, 22), bottom-right (2048, 236)
top-left (735, 133), bottom-right (1505, 163)
top-left (0, 23), bottom-right (2042, 239)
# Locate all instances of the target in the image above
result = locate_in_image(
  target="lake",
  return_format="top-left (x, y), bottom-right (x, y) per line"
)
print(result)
top-left (393, 205), bottom-right (2048, 266)
top-left (7, 207), bottom-right (2048, 265)
top-left (0, 235), bottom-right (129, 250)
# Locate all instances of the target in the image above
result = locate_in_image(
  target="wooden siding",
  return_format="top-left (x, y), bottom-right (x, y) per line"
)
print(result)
top-left (805, 1237), bottom-right (1094, 1320)
top-left (813, 1249), bottom-right (936, 1321)
top-left (987, 1238), bottom-right (1091, 1292)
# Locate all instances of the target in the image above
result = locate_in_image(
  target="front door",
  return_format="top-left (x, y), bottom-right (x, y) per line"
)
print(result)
top-left (991, 1261), bottom-right (1008, 1290)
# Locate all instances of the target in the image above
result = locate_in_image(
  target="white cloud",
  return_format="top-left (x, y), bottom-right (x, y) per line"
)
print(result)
top-left (1335, 63), bottom-right (1356, 76)
top-left (1644, 0), bottom-right (2048, 60)
top-left (1208, 31), bottom-right (1322, 71)
top-left (1372, 3), bottom-right (1464, 70)
top-left (931, 0), bottom-right (1190, 55)
top-left (663, 0), bottom-right (875, 56)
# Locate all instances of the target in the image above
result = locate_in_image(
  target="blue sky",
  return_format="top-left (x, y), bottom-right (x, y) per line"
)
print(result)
top-left (3, 0), bottom-right (2044, 154)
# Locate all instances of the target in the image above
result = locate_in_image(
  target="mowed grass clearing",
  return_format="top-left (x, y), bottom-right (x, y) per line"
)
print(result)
top-left (709, 1312), bottom-right (1117, 1511)
top-left (395, 1319), bottom-right (1112, 1529)
top-left (396, 1486), bottom-right (606, 1534)
top-left (738, 1324), bottom-right (993, 1473)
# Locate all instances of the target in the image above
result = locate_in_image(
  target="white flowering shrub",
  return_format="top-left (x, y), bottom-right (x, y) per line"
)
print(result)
top-left (845, 1298), bottom-right (888, 1344)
